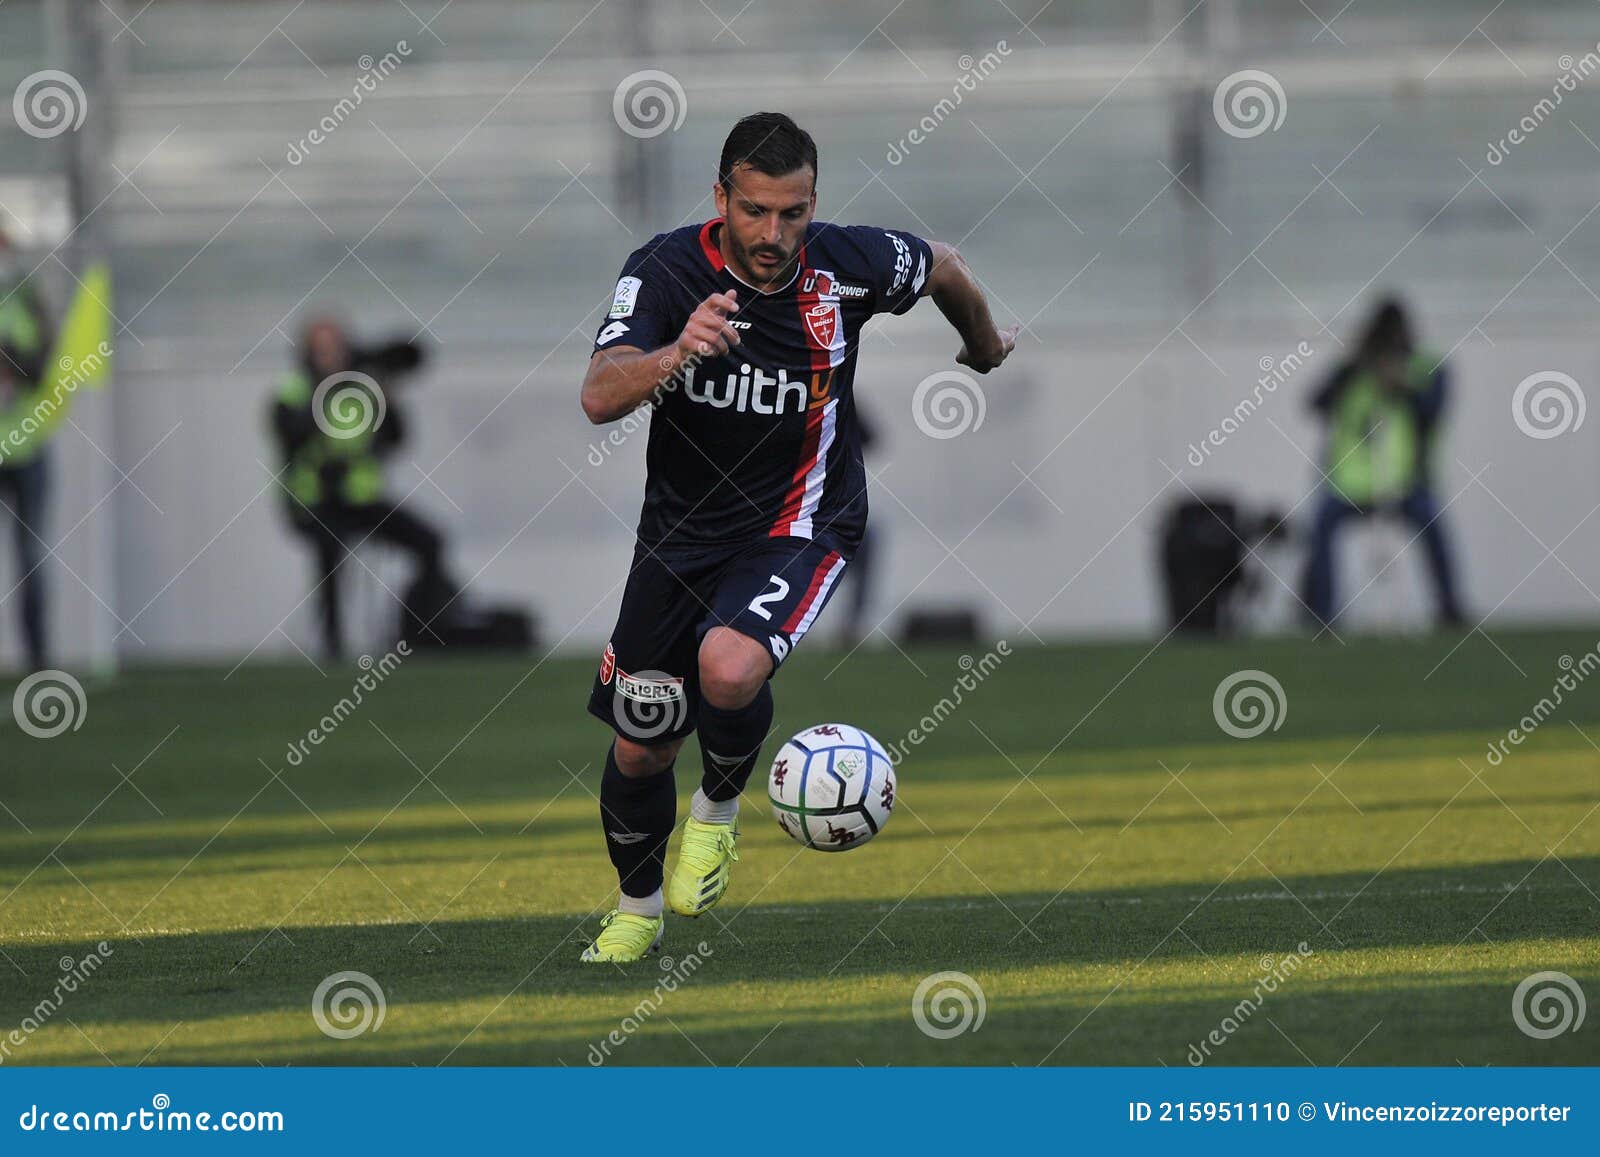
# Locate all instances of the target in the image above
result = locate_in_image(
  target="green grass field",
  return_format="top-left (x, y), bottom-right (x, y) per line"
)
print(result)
top-left (1, 626), bottom-right (1597, 1067)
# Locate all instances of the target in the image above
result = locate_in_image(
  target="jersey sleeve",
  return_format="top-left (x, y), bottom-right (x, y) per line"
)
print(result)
top-left (593, 241), bottom-right (679, 353)
top-left (839, 225), bottom-right (933, 317)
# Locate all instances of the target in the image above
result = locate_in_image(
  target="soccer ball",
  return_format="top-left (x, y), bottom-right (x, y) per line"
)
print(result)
top-left (767, 723), bottom-right (895, 851)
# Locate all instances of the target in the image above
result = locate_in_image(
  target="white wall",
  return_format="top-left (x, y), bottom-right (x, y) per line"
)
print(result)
top-left (54, 312), bottom-right (1595, 669)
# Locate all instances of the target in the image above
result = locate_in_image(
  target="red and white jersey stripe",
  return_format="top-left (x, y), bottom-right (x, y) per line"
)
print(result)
top-left (781, 549), bottom-right (847, 640)
top-left (768, 266), bottom-right (850, 539)
top-left (770, 398), bottom-right (837, 539)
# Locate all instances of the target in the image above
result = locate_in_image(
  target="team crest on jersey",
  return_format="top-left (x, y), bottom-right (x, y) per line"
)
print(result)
top-left (804, 302), bottom-right (842, 350)
top-left (599, 642), bottom-right (616, 684)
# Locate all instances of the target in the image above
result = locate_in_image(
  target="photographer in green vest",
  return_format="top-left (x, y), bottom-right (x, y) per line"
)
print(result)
top-left (1300, 296), bottom-right (1464, 630)
top-left (0, 228), bottom-right (56, 671)
top-left (270, 317), bottom-right (454, 660)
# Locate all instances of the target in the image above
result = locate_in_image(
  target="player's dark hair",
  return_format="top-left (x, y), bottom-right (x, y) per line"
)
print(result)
top-left (718, 112), bottom-right (818, 192)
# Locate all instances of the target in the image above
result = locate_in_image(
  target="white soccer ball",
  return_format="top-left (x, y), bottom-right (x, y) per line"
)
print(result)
top-left (767, 723), bottom-right (896, 851)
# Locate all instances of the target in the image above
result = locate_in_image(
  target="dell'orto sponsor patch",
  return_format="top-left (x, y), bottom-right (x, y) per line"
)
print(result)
top-left (615, 668), bottom-right (685, 703)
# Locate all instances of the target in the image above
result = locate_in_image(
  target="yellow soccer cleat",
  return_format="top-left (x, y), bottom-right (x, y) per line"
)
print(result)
top-left (667, 818), bottom-right (740, 917)
top-left (579, 910), bottom-right (665, 963)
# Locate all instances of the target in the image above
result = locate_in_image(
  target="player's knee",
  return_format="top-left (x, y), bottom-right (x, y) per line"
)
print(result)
top-left (698, 629), bottom-right (771, 708)
top-left (613, 736), bottom-right (682, 778)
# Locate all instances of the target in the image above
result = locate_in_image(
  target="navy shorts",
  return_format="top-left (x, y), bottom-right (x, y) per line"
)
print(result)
top-left (587, 535), bottom-right (851, 744)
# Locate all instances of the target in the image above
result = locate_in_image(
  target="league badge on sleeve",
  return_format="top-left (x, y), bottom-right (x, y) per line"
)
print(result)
top-left (609, 276), bottom-right (642, 319)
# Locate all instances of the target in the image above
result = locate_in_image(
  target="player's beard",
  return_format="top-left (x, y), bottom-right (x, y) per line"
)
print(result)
top-left (733, 236), bottom-right (795, 289)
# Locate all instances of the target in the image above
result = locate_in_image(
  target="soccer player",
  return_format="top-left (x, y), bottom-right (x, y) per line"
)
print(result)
top-left (578, 111), bottom-right (1017, 961)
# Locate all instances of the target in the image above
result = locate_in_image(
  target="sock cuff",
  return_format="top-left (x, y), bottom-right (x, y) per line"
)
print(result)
top-left (618, 888), bottom-right (664, 916)
top-left (691, 787), bottom-right (740, 825)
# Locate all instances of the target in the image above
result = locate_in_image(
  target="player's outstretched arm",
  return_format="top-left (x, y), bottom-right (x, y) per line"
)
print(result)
top-left (581, 290), bottom-right (741, 424)
top-left (924, 240), bottom-right (1019, 374)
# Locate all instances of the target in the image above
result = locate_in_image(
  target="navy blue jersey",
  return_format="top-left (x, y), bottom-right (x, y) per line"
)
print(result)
top-left (593, 218), bottom-right (933, 557)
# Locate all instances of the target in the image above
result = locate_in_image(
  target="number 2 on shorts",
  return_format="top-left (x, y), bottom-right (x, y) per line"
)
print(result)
top-left (747, 575), bottom-right (790, 620)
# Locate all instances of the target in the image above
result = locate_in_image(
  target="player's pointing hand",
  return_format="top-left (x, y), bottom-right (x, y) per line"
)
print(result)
top-left (956, 322), bottom-right (1020, 374)
top-left (678, 289), bottom-right (741, 361)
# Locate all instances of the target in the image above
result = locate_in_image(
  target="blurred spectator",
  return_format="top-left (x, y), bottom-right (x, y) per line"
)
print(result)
top-left (1299, 296), bottom-right (1464, 629)
top-left (0, 228), bottom-right (56, 670)
top-left (269, 317), bottom-right (454, 659)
